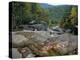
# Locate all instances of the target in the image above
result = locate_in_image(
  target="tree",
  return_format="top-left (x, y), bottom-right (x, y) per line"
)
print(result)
top-left (11, 2), bottom-right (49, 31)
top-left (59, 6), bottom-right (78, 29)
top-left (70, 6), bottom-right (78, 26)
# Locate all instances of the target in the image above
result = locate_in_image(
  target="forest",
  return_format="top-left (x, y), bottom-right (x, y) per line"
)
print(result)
top-left (10, 2), bottom-right (78, 35)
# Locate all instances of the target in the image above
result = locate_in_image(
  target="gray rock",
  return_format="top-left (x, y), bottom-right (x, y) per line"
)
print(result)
top-left (12, 48), bottom-right (22, 58)
top-left (53, 33), bottom-right (78, 54)
top-left (12, 34), bottom-right (29, 47)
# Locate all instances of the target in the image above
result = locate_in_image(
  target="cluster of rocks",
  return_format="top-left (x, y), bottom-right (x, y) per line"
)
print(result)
top-left (10, 31), bottom-right (78, 58)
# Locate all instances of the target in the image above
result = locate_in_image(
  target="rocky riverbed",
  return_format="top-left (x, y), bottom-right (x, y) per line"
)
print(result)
top-left (10, 31), bottom-right (78, 58)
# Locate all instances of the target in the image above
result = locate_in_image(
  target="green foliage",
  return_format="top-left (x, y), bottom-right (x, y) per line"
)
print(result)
top-left (11, 2), bottom-right (78, 31)
top-left (11, 2), bottom-right (49, 31)
top-left (59, 6), bottom-right (78, 29)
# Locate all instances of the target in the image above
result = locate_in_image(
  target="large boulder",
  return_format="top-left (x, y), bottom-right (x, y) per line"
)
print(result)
top-left (52, 33), bottom-right (78, 55)
top-left (12, 33), bottom-right (29, 48)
